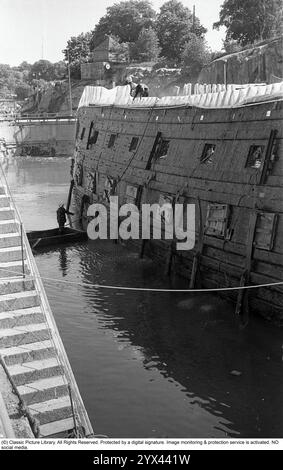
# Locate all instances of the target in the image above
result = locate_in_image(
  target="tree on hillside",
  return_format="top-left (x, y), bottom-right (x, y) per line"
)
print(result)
top-left (223, 39), bottom-right (243, 54)
top-left (15, 82), bottom-right (33, 100)
top-left (0, 64), bottom-right (11, 88)
top-left (156, 0), bottom-right (207, 62)
top-left (108, 36), bottom-right (130, 62)
top-left (130, 27), bottom-right (160, 61)
top-left (181, 34), bottom-right (211, 78)
top-left (18, 62), bottom-right (32, 73)
top-left (29, 60), bottom-right (55, 81)
top-left (213, 0), bottom-right (283, 46)
top-left (53, 61), bottom-right (67, 80)
top-left (90, 0), bottom-right (156, 50)
top-left (63, 32), bottom-right (92, 78)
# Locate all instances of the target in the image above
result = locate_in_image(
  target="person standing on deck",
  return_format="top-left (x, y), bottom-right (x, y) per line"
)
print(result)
top-left (125, 76), bottom-right (137, 97)
top-left (133, 81), bottom-right (149, 100)
top-left (57, 203), bottom-right (74, 233)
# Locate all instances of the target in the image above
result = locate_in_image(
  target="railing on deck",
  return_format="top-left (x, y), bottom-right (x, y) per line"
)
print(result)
top-left (14, 113), bottom-right (76, 122)
top-left (0, 112), bottom-right (76, 122)
top-left (173, 82), bottom-right (266, 96)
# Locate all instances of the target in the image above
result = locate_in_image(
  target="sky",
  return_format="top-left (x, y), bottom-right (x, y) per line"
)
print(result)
top-left (0, 0), bottom-right (226, 66)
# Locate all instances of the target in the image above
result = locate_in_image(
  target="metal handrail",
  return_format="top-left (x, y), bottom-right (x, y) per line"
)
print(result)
top-left (0, 161), bottom-right (23, 224)
top-left (15, 113), bottom-right (76, 120)
top-left (0, 112), bottom-right (76, 122)
top-left (0, 160), bottom-right (25, 278)
top-left (0, 158), bottom-right (93, 436)
top-left (22, 223), bottom-right (94, 436)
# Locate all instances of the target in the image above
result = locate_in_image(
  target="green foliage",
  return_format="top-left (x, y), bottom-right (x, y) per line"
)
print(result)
top-left (14, 82), bottom-right (33, 100)
top-left (0, 59), bottom-right (67, 100)
top-left (181, 34), bottom-right (211, 78)
top-left (109, 37), bottom-right (130, 62)
top-left (156, 0), bottom-right (207, 62)
top-left (29, 60), bottom-right (55, 81)
top-left (213, 0), bottom-right (283, 46)
top-left (53, 61), bottom-right (67, 80)
top-left (62, 32), bottom-right (92, 78)
top-left (223, 39), bottom-right (243, 54)
top-left (0, 64), bottom-right (30, 99)
top-left (18, 62), bottom-right (32, 73)
top-left (130, 27), bottom-right (160, 61)
top-left (90, 0), bottom-right (156, 50)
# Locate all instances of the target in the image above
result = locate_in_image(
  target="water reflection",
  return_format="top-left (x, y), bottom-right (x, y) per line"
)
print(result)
top-left (58, 247), bottom-right (69, 277)
top-left (35, 240), bottom-right (283, 438)
top-left (5, 157), bottom-right (283, 438)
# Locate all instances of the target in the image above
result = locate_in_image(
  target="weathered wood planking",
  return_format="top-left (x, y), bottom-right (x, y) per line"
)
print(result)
top-left (73, 91), bottom-right (283, 322)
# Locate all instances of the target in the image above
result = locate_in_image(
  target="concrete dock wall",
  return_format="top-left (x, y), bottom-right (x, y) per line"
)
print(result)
top-left (0, 163), bottom-right (93, 437)
top-left (0, 118), bottom-right (76, 157)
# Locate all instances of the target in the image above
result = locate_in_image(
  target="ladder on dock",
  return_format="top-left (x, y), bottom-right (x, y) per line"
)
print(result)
top-left (0, 162), bottom-right (93, 438)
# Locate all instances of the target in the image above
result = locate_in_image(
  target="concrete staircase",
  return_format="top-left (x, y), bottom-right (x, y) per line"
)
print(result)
top-left (0, 186), bottom-right (85, 438)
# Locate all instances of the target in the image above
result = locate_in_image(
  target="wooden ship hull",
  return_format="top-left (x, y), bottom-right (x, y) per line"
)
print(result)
top-left (71, 83), bottom-right (283, 324)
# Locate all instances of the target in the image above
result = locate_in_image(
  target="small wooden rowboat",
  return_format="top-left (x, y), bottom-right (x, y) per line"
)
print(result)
top-left (27, 227), bottom-right (88, 249)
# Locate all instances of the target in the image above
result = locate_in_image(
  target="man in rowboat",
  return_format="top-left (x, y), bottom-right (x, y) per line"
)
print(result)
top-left (56, 203), bottom-right (74, 234)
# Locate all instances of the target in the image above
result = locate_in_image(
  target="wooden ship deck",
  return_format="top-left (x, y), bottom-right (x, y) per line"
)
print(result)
top-left (71, 83), bottom-right (283, 324)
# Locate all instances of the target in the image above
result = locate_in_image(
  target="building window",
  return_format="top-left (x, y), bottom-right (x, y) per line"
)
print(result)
top-left (254, 212), bottom-right (278, 250)
top-left (156, 139), bottom-right (170, 159)
top-left (87, 122), bottom-right (99, 149)
top-left (245, 145), bottom-right (264, 169)
top-left (108, 134), bottom-right (116, 148)
top-left (125, 184), bottom-right (138, 204)
top-left (80, 127), bottom-right (86, 141)
top-left (200, 144), bottom-right (216, 164)
top-left (129, 137), bottom-right (139, 151)
top-left (146, 132), bottom-right (169, 170)
top-left (204, 203), bottom-right (230, 238)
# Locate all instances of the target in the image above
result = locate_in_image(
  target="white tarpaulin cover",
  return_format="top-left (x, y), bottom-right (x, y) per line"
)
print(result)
top-left (78, 82), bottom-right (283, 110)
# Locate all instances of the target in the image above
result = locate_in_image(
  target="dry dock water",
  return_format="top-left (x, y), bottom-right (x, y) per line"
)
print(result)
top-left (0, 163), bottom-right (92, 438)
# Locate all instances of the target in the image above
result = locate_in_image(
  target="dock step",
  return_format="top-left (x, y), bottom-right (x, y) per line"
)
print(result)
top-left (0, 260), bottom-right (30, 278)
top-left (0, 246), bottom-right (26, 263)
top-left (29, 396), bottom-right (72, 425)
top-left (0, 340), bottom-right (55, 365)
top-left (0, 195), bottom-right (11, 208)
top-left (0, 208), bottom-right (14, 220)
top-left (0, 221), bottom-right (19, 234)
top-left (8, 357), bottom-right (64, 386)
top-left (0, 278), bottom-right (34, 295)
top-left (17, 376), bottom-right (69, 405)
top-left (39, 417), bottom-right (75, 438)
top-left (0, 305), bottom-right (44, 329)
top-left (0, 172), bottom-right (93, 437)
top-left (0, 323), bottom-right (50, 348)
top-left (0, 290), bottom-right (40, 312)
top-left (0, 233), bottom-right (22, 249)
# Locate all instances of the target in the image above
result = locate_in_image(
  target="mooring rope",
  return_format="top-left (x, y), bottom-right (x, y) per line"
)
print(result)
top-left (0, 266), bottom-right (282, 293)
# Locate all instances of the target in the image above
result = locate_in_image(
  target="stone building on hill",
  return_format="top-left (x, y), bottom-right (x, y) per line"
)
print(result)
top-left (81, 36), bottom-right (128, 87)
